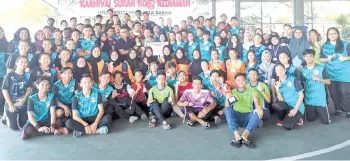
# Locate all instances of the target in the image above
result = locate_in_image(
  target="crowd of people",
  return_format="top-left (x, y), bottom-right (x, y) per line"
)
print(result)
top-left (0, 9), bottom-right (350, 149)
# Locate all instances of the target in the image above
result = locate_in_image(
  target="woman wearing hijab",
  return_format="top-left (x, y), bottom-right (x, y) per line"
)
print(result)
top-left (32, 30), bottom-right (45, 55)
top-left (268, 35), bottom-right (290, 64)
top-left (172, 47), bottom-right (190, 74)
top-left (258, 50), bottom-right (276, 88)
top-left (73, 56), bottom-right (92, 85)
top-left (88, 47), bottom-right (107, 83)
top-left (10, 27), bottom-right (32, 53)
top-left (95, 32), bottom-right (110, 62)
top-left (158, 45), bottom-right (173, 71)
top-left (289, 26), bottom-right (310, 68)
top-left (189, 49), bottom-right (202, 80)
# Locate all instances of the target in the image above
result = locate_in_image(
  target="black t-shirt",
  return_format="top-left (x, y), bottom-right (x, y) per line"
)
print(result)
top-left (115, 38), bottom-right (134, 61)
top-left (1, 72), bottom-right (29, 102)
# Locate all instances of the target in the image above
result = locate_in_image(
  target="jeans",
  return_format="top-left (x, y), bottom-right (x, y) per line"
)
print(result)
top-left (224, 107), bottom-right (260, 133)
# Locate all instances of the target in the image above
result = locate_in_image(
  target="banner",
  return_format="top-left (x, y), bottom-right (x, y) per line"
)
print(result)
top-left (58, 0), bottom-right (212, 23)
top-left (148, 42), bottom-right (169, 55)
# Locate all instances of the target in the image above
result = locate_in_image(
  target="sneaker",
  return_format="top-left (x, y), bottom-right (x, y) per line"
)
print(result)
top-left (21, 131), bottom-right (31, 140)
top-left (97, 126), bottom-right (108, 134)
top-left (73, 130), bottom-right (83, 137)
top-left (214, 116), bottom-right (222, 125)
top-left (162, 121), bottom-right (171, 130)
top-left (242, 139), bottom-right (256, 148)
top-left (297, 118), bottom-right (304, 126)
top-left (140, 114), bottom-right (148, 120)
top-left (129, 116), bottom-right (139, 123)
top-left (1, 117), bottom-right (6, 125)
top-left (230, 139), bottom-right (242, 148)
top-left (334, 110), bottom-right (343, 117)
top-left (276, 120), bottom-right (283, 126)
top-left (346, 113), bottom-right (350, 118)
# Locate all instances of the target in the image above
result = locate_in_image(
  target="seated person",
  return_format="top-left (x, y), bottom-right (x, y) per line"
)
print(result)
top-left (247, 68), bottom-right (271, 122)
top-left (65, 74), bottom-right (112, 137)
top-left (272, 63), bottom-right (305, 130)
top-left (224, 73), bottom-right (263, 148)
top-left (109, 71), bottom-right (147, 123)
top-left (92, 71), bottom-right (114, 116)
top-left (143, 61), bottom-right (158, 89)
top-left (22, 77), bottom-right (69, 140)
top-left (177, 76), bottom-right (216, 128)
top-left (131, 70), bottom-right (149, 114)
top-left (147, 71), bottom-right (174, 130)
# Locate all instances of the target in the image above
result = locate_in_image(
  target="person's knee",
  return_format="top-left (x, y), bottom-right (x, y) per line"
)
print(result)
top-left (65, 119), bottom-right (74, 129)
top-left (56, 109), bottom-right (64, 118)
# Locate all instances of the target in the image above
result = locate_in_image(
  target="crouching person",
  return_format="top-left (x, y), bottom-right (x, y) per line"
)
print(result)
top-left (224, 73), bottom-right (263, 148)
top-left (177, 76), bottom-right (216, 128)
top-left (65, 74), bottom-right (112, 137)
top-left (22, 77), bottom-right (69, 140)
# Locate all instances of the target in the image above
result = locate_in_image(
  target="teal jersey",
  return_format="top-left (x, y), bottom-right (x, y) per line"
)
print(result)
top-left (146, 72), bottom-right (158, 87)
top-left (203, 26), bottom-right (216, 41)
top-left (199, 41), bottom-right (213, 61)
top-left (207, 82), bottom-right (226, 106)
top-left (172, 41), bottom-right (187, 53)
top-left (167, 77), bottom-right (177, 89)
top-left (321, 41), bottom-right (350, 82)
top-left (76, 37), bottom-right (97, 59)
top-left (301, 64), bottom-right (328, 107)
top-left (215, 45), bottom-right (226, 61)
top-left (186, 42), bottom-right (199, 61)
top-left (0, 52), bottom-right (8, 77)
top-left (112, 35), bottom-right (120, 41)
top-left (242, 47), bottom-right (248, 63)
top-left (27, 93), bottom-right (56, 122)
top-left (93, 84), bottom-right (113, 102)
top-left (53, 79), bottom-right (76, 105)
top-left (199, 72), bottom-right (211, 89)
top-left (278, 76), bottom-right (305, 114)
top-left (249, 45), bottom-right (267, 65)
top-left (228, 26), bottom-right (241, 35)
top-left (72, 89), bottom-right (103, 118)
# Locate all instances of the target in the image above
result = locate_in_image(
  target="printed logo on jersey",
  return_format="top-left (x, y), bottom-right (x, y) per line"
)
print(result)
top-left (104, 92), bottom-right (110, 98)
top-left (287, 81), bottom-right (292, 87)
top-left (46, 101), bottom-right (50, 107)
top-left (91, 97), bottom-right (96, 103)
top-left (313, 70), bottom-right (319, 76)
top-left (70, 87), bottom-right (74, 92)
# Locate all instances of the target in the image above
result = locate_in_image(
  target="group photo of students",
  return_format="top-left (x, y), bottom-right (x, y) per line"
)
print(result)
top-left (0, 9), bottom-right (350, 149)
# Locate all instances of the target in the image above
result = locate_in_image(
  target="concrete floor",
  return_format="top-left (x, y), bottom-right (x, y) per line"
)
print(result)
top-left (0, 114), bottom-right (349, 160)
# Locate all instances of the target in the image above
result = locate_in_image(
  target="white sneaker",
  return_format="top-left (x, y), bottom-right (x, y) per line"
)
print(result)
top-left (129, 116), bottom-right (139, 123)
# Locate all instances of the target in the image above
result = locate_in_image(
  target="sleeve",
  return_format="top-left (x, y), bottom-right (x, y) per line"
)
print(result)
top-left (27, 98), bottom-right (34, 112)
top-left (294, 78), bottom-right (304, 92)
top-left (97, 93), bottom-right (103, 105)
top-left (50, 96), bottom-right (57, 108)
top-left (28, 70), bottom-right (37, 88)
top-left (319, 47), bottom-right (326, 58)
top-left (76, 40), bottom-right (82, 50)
top-left (179, 90), bottom-right (188, 102)
top-left (1, 73), bottom-right (11, 90)
top-left (52, 84), bottom-right (58, 96)
top-left (6, 54), bottom-right (16, 70)
top-left (72, 96), bottom-right (79, 111)
top-left (322, 68), bottom-right (329, 80)
top-left (263, 83), bottom-right (271, 98)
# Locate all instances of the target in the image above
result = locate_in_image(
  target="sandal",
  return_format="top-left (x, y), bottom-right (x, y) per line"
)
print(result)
top-left (147, 119), bottom-right (156, 128)
top-left (202, 122), bottom-right (210, 129)
top-left (187, 120), bottom-right (194, 127)
top-left (230, 139), bottom-right (242, 148)
top-left (162, 123), bottom-right (171, 130)
top-left (242, 138), bottom-right (256, 148)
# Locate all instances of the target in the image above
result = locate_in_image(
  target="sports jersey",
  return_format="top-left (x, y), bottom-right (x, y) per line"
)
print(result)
top-left (228, 26), bottom-right (241, 35)
top-left (0, 52), bottom-right (8, 77)
top-left (72, 89), bottom-right (103, 118)
top-left (29, 67), bottom-right (57, 88)
top-left (93, 84), bottom-right (113, 102)
top-left (199, 41), bottom-right (213, 61)
top-left (179, 89), bottom-right (214, 111)
top-left (247, 82), bottom-right (270, 109)
top-left (278, 76), bottom-right (305, 114)
top-left (76, 37), bottom-right (96, 59)
top-left (249, 45), bottom-right (267, 64)
top-left (186, 42), bottom-right (199, 61)
top-left (199, 71), bottom-right (211, 89)
top-left (231, 86), bottom-right (259, 113)
top-left (2, 72), bottom-right (30, 102)
top-left (215, 45), bottom-right (226, 61)
top-left (301, 64), bottom-right (328, 107)
top-left (149, 85), bottom-right (174, 104)
top-left (27, 93), bottom-right (56, 122)
top-left (146, 72), bottom-right (158, 87)
top-left (320, 41), bottom-right (350, 82)
top-left (172, 41), bottom-right (187, 53)
top-left (52, 79), bottom-right (77, 105)
top-left (207, 82), bottom-right (227, 107)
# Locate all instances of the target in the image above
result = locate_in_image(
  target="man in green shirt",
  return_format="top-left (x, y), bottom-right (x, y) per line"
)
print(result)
top-left (247, 68), bottom-right (271, 121)
top-left (224, 73), bottom-right (263, 149)
top-left (147, 71), bottom-right (174, 130)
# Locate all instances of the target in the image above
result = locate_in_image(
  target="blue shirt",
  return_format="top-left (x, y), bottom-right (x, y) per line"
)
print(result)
top-left (76, 38), bottom-right (96, 59)
top-left (186, 42), bottom-right (199, 62)
top-left (72, 89), bottom-right (103, 118)
top-left (207, 82), bottom-right (226, 106)
top-left (27, 93), bottom-right (56, 122)
top-left (215, 45), bottom-right (226, 61)
top-left (228, 26), bottom-right (241, 35)
top-left (93, 84), bottom-right (114, 102)
top-left (278, 76), bottom-right (305, 114)
top-left (172, 41), bottom-right (187, 53)
top-left (199, 72), bottom-right (211, 89)
top-left (249, 45), bottom-right (267, 65)
top-left (320, 41), bottom-right (350, 82)
top-left (199, 41), bottom-right (213, 61)
top-left (301, 64), bottom-right (328, 107)
top-left (53, 79), bottom-right (77, 105)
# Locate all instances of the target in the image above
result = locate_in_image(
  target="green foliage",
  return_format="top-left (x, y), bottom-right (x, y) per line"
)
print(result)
top-left (335, 14), bottom-right (350, 39)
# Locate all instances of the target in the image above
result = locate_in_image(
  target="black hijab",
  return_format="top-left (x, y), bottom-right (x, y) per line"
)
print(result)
top-left (110, 51), bottom-right (122, 67)
top-left (88, 47), bottom-right (103, 83)
top-left (126, 49), bottom-right (140, 73)
top-left (174, 47), bottom-right (189, 64)
top-left (189, 49), bottom-right (202, 76)
top-left (73, 56), bottom-right (90, 82)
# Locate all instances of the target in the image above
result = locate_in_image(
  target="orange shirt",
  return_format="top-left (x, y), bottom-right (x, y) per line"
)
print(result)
top-left (225, 59), bottom-right (245, 88)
